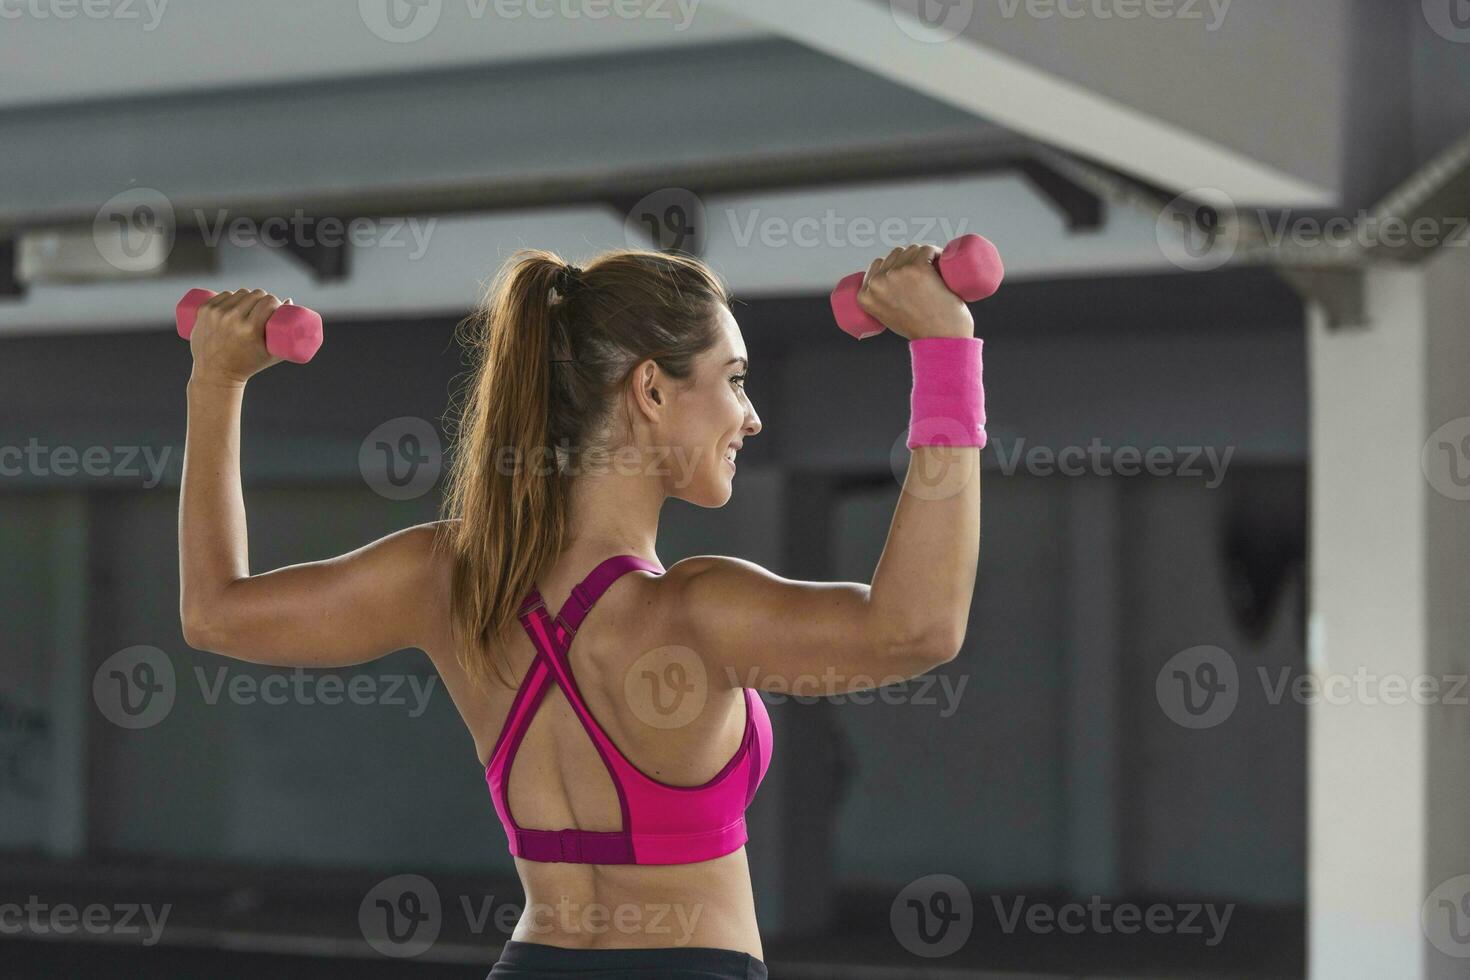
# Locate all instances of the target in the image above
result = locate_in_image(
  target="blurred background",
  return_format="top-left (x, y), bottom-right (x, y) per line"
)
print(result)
top-left (2, 2), bottom-right (1468, 977)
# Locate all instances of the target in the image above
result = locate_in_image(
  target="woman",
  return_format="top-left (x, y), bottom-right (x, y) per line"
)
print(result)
top-left (177, 243), bottom-right (984, 979)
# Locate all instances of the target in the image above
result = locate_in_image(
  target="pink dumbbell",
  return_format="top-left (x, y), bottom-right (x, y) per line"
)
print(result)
top-left (829, 234), bottom-right (1005, 340)
top-left (175, 288), bottom-right (324, 364)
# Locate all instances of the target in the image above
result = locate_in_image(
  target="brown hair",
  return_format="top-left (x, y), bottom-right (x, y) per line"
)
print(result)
top-left (438, 248), bottom-right (732, 689)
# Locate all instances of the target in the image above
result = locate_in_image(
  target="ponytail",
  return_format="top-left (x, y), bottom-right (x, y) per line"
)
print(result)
top-left (439, 248), bottom-right (730, 689)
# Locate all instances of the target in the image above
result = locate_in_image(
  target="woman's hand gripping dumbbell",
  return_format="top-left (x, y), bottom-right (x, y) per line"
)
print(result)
top-left (830, 234), bottom-right (1004, 340)
top-left (176, 288), bottom-right (324, 382)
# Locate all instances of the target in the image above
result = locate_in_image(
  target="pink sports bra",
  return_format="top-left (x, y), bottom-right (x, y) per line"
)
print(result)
top-left (484, 554), bottom-right (774, 865)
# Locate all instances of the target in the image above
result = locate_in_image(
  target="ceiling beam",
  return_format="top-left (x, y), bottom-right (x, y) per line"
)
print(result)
top-left (709, 0), bottom-right (1339, 208)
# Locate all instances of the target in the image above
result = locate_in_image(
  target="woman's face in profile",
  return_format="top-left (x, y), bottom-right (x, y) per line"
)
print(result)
top-left (661, 307), bottom-right (760, 508)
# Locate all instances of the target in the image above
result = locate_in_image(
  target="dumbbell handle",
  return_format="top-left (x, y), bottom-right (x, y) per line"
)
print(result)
top-left (829, 234), bottom-right (1005, 340)
top-left (175, 288), bottom-right (324, 364)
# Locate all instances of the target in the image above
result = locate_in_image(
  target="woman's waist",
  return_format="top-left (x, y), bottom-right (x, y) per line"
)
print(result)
top-left (512, 854), bottom-right (760, 958)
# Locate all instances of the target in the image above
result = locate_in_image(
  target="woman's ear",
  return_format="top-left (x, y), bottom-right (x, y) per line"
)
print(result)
top-left (632, 360), bottom-right (663, 415)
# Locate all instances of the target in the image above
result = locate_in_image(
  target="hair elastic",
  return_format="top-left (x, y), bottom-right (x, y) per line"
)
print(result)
top-left (555, 264), bottom-right (584, 297)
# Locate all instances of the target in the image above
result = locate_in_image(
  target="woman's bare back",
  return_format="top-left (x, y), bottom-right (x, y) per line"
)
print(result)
top-left (419, 539), bottom-right (765, 958)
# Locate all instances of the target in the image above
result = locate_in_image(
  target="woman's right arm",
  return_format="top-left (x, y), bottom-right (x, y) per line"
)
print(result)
top-left (674, 244), bottom-right (982, 695)
top-left (177, 288), bottom-right (450, 667)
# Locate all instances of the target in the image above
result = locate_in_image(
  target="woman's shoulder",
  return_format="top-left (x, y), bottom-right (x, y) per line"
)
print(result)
top-left (389, 521), bottom-right (462, 667)
top-left (657, 554), bottom-right (783, 635)
top-left (394, 520), bottom-right (457, 565)
top-left (388, 520), bottom-right (458, 611)
top-left (661, 553), bottom-right (781, 600)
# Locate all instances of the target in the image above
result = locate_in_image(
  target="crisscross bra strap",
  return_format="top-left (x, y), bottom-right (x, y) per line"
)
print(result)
top-left (502, 555), bottom-right (666, 864)
top-left (515, 555), bottom-right (664, 740)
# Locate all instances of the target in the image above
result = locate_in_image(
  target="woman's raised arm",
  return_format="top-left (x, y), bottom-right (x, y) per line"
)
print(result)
top-left (673, 244), bottom-right (983, 696)
top-left (177, 288), bottom-right (449, 666)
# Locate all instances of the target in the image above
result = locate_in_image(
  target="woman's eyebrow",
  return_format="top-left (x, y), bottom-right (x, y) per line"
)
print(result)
top-left (725, 357), bottom-right (748, 369)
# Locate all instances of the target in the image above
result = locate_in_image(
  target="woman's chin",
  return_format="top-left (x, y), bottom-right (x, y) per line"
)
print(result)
top-left (679, 472), bottom-right (734, 508)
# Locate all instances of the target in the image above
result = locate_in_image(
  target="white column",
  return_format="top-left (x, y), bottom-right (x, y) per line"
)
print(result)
top-left (1308, 247), bottom-right (1470, 980)
top-left (1420, 248), bottom-right (1470, 980)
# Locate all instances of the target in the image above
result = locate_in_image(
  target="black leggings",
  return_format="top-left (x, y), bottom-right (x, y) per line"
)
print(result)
top-left (486, 939), bottom-right (768, 979)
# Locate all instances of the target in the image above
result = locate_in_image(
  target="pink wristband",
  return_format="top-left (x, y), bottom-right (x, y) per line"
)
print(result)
top-left (906, 336), bottom-right (987, 450)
